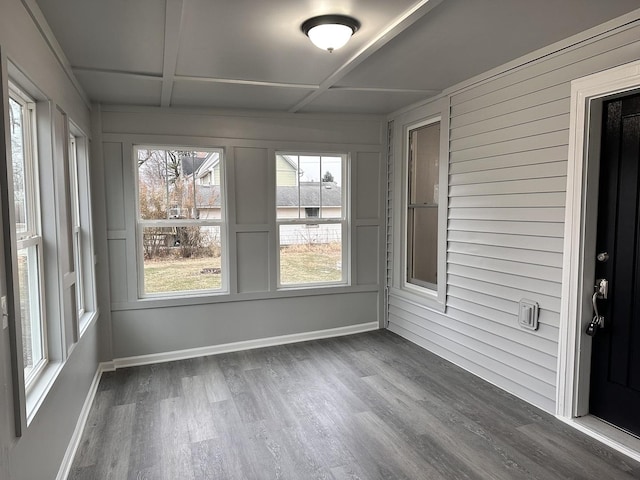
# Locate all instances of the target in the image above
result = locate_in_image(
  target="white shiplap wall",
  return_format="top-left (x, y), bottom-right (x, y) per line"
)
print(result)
top-left (387, 19), bottom-right (640, 413)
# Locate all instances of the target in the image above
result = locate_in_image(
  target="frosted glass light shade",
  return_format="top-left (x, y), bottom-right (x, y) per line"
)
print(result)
top-left (307, 24), bottom-right (353, 52)
top-left (301, 15), bottom-right (360, 53)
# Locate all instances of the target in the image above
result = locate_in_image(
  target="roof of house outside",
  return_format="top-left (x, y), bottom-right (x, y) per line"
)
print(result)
top-left (193, 182), bottom-right (342, 208)
top-left (277, 182), bottom-right (342, 207)
top-left (181, 155), bottom-right (207, 176)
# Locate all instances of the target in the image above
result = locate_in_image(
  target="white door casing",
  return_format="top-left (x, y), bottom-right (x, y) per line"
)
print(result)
top-left (558, 59), bottom-right (640, 420)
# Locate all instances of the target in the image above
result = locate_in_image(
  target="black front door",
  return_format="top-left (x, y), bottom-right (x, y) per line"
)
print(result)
top-left (590, 92), bottom-right (640, 437)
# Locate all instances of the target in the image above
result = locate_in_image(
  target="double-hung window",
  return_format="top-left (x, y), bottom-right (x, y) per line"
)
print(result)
top-left (135, 146), bottom-right (225, 297)
top-left (8, 83), bottom-right (47, 386)
top-left (276, 153), bottom-right (348, 287)
top-left (68, 133), bottom-right (85, 317)
top-left (407, 119), bottom-right (441, 290)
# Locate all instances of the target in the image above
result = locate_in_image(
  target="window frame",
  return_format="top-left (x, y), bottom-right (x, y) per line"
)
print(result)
top-left (396, 102), bottom-right (449, 312)
top-left (68, 132), bottom-right (84, 317)
top-left (275, 151), bottom-right (349, 289)
top-left (67, 122), bottom-right (97, 335)
top-left (8, 82), bottom-right (48, 389)
top-left (134, 145), bottom-right (228, 299)
top-left (406, 116), bottom-right (440, 291)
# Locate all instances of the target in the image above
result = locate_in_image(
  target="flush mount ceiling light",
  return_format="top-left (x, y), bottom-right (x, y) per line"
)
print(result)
top-left (301, 14), bottom-right (361, 53)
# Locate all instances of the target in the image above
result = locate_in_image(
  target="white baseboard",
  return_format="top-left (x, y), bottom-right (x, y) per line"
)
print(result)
top-left (100, 360), bottom-right (116, 372)
top-left (113, 321), bottom-right (379, 369)
top-left (56, 362), bottom-right (111, 480)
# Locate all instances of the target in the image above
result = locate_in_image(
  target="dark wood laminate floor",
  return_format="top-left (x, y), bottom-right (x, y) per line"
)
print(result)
top-left (69, 330), bottom-right (640, 480)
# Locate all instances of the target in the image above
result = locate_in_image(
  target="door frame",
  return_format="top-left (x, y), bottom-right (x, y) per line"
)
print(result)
top-left (558, 59), bottom-right (640, 447)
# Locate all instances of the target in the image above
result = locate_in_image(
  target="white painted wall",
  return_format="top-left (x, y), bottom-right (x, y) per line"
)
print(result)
top-left (0, 1), bottom-right (101, 479)
top-left (96, 106), bottom-right (385, 358)
top-left (387, 12), bottom-right (640, 413)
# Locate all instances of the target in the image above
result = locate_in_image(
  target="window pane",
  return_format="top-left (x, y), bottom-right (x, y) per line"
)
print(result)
top-left (69, 136), bottom-right (81, 228)
top-left (143, 225), bottom-right (222, 294)
top-left (279, 224), bottom-right (342, 285)
top-left (277, 154), bottom-right (344, 220)
top-left (408, 207), bottom-right (438, 287)
top-left (276, 154), bottom-right (301, 219)
top-left (74, 231), bottom-right (84, 314)
top-left (409, 122), bottom-right (440, 206)
top-left (138, 149), bottom-right (171, 219)
top-left (195, 151), bottom-right (222, 219)
top-left (276, 154), bottom-right (298, 187)
top-left (138, 149), bottom-right (222, 220)
top-left (9, 98), bottom-right (28, 236)
top-left (18, 246), bottom-right (44, 378)
top-left (320, 156), bottom-right (343, 219)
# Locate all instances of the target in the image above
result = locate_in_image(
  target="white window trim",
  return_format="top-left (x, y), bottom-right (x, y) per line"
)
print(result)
top-left (68, 121), bottom-right (97, 335)
top-left (8, 82), bottom-right (49, 389)
top-left (275, 152), bottom-right (350, 289)
top-left (68, 133), bottom-right (84, 317)
top-left (392, 97), bottom-right (449, 312)
top-left (134, 145), bottom-right (228, 299)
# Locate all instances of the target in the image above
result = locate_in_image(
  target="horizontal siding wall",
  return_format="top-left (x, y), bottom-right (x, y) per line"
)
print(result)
top-left (388, 19), bottom-right (640, 413)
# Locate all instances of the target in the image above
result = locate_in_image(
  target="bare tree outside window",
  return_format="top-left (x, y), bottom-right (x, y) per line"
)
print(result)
top-left (136, 147), bottom-right (225, 296)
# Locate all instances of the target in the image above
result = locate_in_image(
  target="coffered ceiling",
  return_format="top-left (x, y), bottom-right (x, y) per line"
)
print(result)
top-left (34, 0), bottom-right (640, 114)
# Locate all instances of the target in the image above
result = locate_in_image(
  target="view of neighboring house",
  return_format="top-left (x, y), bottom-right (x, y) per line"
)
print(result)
top-left (182, 152), bottom-right (343, 245)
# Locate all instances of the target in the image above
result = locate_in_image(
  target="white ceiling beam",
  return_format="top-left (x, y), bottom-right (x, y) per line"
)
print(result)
top-left (328, 86), bottom-right (440, 94)
top-left (289, 0), bottom-right (444, 113)
top-left (175, 76), bottom-right (318, 90)
top-left (72, 67), bottom-right (162, 81)
top-left (160, 0), bottom-right (186, 107)
top-left (69, 68), bottom-right (440, 96)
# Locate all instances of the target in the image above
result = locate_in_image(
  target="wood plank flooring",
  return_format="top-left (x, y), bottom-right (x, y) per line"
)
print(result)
top-left (68, 330), bottom-right (640, 479)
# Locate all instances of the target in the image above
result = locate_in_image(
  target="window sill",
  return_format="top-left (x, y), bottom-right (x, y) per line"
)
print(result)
top-left (277, 281), bottom-right (348, 291)
top-left (78, 309), bottom-right (99, 338)
top-left (25, 360), bottom-right (64, 426)
top-left (390, 285), bottom-right (446, 314)
top-left (112, 284), bottom-right (379, 311)
top-left (140, 288), bottom-right (229, 302)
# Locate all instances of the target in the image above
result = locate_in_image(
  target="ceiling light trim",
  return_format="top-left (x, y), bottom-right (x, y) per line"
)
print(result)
top-left (301, 14), bottom-right (361, 53)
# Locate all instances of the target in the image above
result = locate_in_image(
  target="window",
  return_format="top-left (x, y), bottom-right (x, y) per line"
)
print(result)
top-left (67, 126), bottom-right (97, 332)
top-left (276, 153), bottom-right (348, 286)
top-left (407, 120), bottom-right (440, 290)
top-left (135, 146), bottom-right (225, 296)
top-left (8, 83), bottom-right (47, 387)
top-left (68, 133), bottom-right (84, 317)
